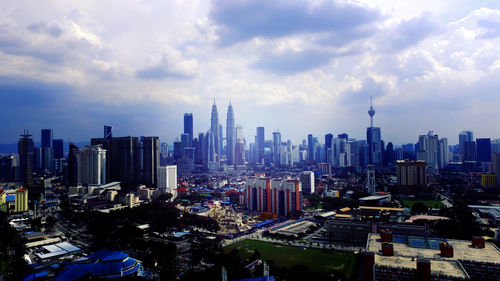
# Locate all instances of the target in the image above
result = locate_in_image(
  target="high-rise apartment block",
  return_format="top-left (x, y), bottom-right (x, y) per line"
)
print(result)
top-left (157, 165), bottom-right (177, 199)
top-left (300, 171), bottom-right (315, 195)
top-left (141, 136), bottom-right (160, 187)
top-left (396, 160), bottom-right (427, 186)
top-left (245, 177), bottom-right (301, 216)
top-left (18, 131), bottom-right (34, 188)
top-left (77, 145), bottom-right (106, 185)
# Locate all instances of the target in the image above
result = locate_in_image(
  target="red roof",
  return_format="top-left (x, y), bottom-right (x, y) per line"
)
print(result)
top-left (17, 187), bottom-right (26, 192)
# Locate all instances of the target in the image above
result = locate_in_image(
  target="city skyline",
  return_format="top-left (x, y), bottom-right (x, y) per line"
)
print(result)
top-left (2, 99), bottom-right (499, 149)
top-left (2, 1), bottom-right (500, 144)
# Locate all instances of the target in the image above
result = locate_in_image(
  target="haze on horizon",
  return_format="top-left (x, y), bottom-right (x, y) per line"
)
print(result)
top-left (1, 0), bottom-right (500, 146)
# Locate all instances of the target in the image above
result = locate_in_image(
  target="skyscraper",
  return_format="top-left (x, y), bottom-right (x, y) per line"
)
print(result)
top-left (157, 165), bottom-right (178, 199)
top-left (476, 138), bottom-right (491, 162)
top-left (367, 97), bottom-right (382, 165)
top-left (465, 141), bottom-right (477, 161)
top-left (41, 129), bottom-right (53, 148)
top-left (492, 139), bottom-right (500, 153)
top-left (417, 132), bottom-right (439, 172)
top-left (492, 152), bottom-right (500, 188)
top-left (183, 113), bottom-right (193, 147)
top-left (438, 138), bottom-right (449, 169)
top-left (40, 129), bottom-right (54, 172)
top-left (180, 133), bottom-right (191, 153)
top-left (210, 100), bottom-right (220, 167)
top-left (18, 131), bottom-right (34, 188)
top-left (141, 136), bottom-right (160, 187)
top-left (236, 125), bottom-right (244, 142)
top-left (256, 127), bottom-right (265, 164)
top-left (235, 140), bottom-right (245, 166)
top-left (300, 171), bottom-right (315, 195)
top-left (272, 131), bottom-right (281, 165)
top-left (307, 134), bottom-right (314, 162)
top-left (53, 139), bottom-right (64, 159)
top-left (173, 141), bottom-right (184, 162)
top-left (108, 137), bottom-right (141, 184)
top-left (77, 145), bottom-right (106, 185)
top-left (325, 133), bottom-right (333, 163)
top-left (206, 130), bottom-right (217, 170)
top-left (459, 131), bottom-right (473, 161)
top-left (67, 142), bottom-right (79, 186)
top-left (226, 102), bottom-right (235, 165)
top-left (104, 125), bottom-right (113, 141)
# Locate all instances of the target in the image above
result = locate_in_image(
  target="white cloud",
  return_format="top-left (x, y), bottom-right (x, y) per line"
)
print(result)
top-left (1, 1), bottom-right (500, 144)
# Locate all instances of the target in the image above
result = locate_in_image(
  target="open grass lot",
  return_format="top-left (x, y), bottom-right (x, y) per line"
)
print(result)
top-left (224, 240), bottom-right (357, 278)
top-left (403, 199), bottom-right (443, 209)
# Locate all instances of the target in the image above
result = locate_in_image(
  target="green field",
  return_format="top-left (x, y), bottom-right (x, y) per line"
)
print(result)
top-left (403, 199), bottom-right (443, 209)
top-left (224, 240), bottom-right (357, 278)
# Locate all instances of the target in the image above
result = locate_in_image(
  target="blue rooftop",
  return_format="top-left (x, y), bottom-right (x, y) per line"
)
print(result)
top-left (54, 250), bottom-right (141, 281)
top-left (254, 219), bottom-right (278, 228)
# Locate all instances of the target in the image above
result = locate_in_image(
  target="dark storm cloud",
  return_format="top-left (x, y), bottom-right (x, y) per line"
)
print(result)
top-left (0, 76), bottom-right (179, 143)
top-left (0, 76), bottom-right (73, 107)
top-left (210, 0), bottom-right (382, 47)
top-left (381, 14), bottom-right (439, 52)
top-left (27, 22), bottom-right (63, 38)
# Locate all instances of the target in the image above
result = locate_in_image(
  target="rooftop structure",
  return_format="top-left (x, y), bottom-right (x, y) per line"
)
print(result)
top-left (36, 242), bottom-right (81, 261)
top-left (364, 233), bottom-right (500, 280)
top-left (53, 250), bottom-right (141, 280)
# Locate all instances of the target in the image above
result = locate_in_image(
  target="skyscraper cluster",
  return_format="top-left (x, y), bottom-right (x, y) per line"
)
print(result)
top-left (172, 100), bottom-right (245, 173)
top-left (9, 97), bottom-right (500, 190)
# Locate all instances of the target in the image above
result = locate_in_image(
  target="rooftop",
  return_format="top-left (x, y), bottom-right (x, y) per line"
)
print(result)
top-left (367, 233), bottom-right (500, 270)
top-left (374, 255), bottom-right (467, 279)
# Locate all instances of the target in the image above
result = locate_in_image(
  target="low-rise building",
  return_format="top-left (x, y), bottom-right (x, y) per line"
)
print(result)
top-left (363, 233), bottom-right (500, 281)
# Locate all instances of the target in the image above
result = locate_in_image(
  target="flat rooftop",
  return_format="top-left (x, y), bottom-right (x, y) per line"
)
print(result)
top-left (375, 255), bottom-right (468, 279)
top-left (367, 233), bottom-right (500, 263)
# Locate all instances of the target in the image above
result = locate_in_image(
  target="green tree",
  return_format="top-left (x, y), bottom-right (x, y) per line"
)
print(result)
top-left (411, 202), bottom-right (428, 215)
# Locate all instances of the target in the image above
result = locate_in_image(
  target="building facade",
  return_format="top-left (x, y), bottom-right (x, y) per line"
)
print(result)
top-left (77, 145), bottom-right (106, 185)
top-left (300, 171), bottom-right (315, 195)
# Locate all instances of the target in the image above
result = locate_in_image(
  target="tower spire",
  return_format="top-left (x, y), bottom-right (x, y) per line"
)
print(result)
top-left (368, 96), bottom-right (375, 127)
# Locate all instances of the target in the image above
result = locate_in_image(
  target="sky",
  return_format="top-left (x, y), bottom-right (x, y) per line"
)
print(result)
top-left (1, 0), bottom-right (500, 146)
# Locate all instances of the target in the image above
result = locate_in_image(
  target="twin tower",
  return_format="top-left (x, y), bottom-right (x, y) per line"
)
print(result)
top-left (209, 100), bottom-right (235, 167)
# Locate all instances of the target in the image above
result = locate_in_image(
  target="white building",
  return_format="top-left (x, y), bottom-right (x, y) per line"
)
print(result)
top-left (77, 145), bottom-right (106, 185)
top-left (438, 138), bottom-right (449, 169)
top-left (158, 165), bottom-right (177, 199)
